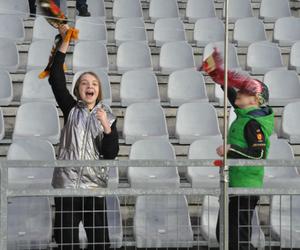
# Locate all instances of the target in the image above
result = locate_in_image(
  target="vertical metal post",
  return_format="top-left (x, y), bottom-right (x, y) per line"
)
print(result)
top-left (0, 161), bottom-right (8, 250)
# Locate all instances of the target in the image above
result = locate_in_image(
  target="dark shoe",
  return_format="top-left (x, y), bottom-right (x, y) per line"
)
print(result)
top-left (78, 5), bottom-right (91, 16)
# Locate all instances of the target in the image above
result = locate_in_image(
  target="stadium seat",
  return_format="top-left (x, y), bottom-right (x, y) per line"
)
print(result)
top-left (168, 69), bottom-right (208, 106)
top-left (290, 41), bottom-right (300, 73)
top-left (123, 102), bottom-right (169, 144)
top-left (32, 16), bottom-right (58, 41)
top-left (120, 69), bottom-right (160, 107)
top-left (0, 14), bottom-right (24, 41)
top-left (8, 197), bottom-right (52, 250)
top-left (281, 101), bottom-right (300, 143)
top-left (21, 70), bottom-right (56, 104)
top-left (175, 102), bottom-right (222, 144)
top-left (0, 0), bottom-right (29, 18)
top-left (154, 18), bottom-right (186, 46)
top-left (13, 102), bottom-right (60, 144)
top-left (134, 195), bottom-right (193, 248)
top-left (187, 138), bottom-right (222, 188)
top-left (159, 41), bottom-right (195, 73)
top-left (27, 39), bottom-right (52, 71)
top-left (186, 0), bottom-right (216, 23)
top-left (72, 69), bottom-right (112, 105)
top-left (113, 0), bottom-right (143, 21)
top-left (260, 0), bottom-right (291, 22)
top-left (75, 17), bottom-right (107, 43)
top-left (76, 0), bottom-right (105, 18)
top-left (0, 70), bottom-right (13, 106)
top-left (233, 17), bottom-right (267, 47)
top-left (73, 41), bottom-right (109, 73)
top-left (223, 0), bottom-right (253, 22)
top-left (247, 41), bottom-right (285, 74)
top-left (0, 108), bottom-right (4, 141)
top-left (149, 0), bottom-right (179, 22)
top-left (115, 18), bottom-right (147, 46)
top-left (194, 18), bottom-right (224, 47)
top-left (274, 17), bottom-right (300, 46)
top-left (117, 41), bottom-right (152, 73)
top-left (0, 38), bottom-right (19, 72)
top-left (263, 70), bottom-right (300, 106)
top-left (129, 139), bottom-right (180, 189)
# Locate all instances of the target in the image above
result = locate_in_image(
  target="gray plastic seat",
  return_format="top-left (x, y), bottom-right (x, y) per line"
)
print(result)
top-left (154, 18), bottom-right (186, 47)
top-left (120, 69), bottom-right (160, 107)
top-left (113, 0), bottom-right (143, 21)
top-left (8, 197), bottom-right (52, 250)
top-left (186, 0), bottom-right (216, 23)
top-left (290, 41), bottom-right (300, 73)
top-left (0, 70), bottom-right (12, 106)
top-left (247, 41), bottom-right (285, 74)
top-left (72, 69), bottom-right (112, 105)
top-left (234, 17), bottom-right (267, 47)
top-left (0, 14), bottom-right (24, 41)
top-left (32, 16), bottom-right (58, 41)
top-left (117, 41), bottom-right (152, 73)
top-left (27, 39), bottom-right (52, 71)
top-left (0, 38), bottom-right (19, 72)
top-left (281, 101), bottom-right (300, 143)
top-left (123, 103), bottom-right (169, 144)
top-left (0, 108), bottom-right (4, 141)
top-left (21, 70), bottom-right (56, 104)
top-left (260, 0), bottom-right (291, 22)
top-left (73, 41), bottom-right (108, 73)
top-left (194, 18), bottom-right (224, 47)
top-left (115, 18), bottom-right (147, 46)
top-left (175, 102), bottom-right (222, 144)
top-left (134, 195), bottom-right (193, 248)
top-left (13, 102), bottom-right (60, 144)
top-left (224, 0), bottom-right (253, 23)
top-left (149, 0), bottom-right (179, 22)
top-left (168, 69), bottom-right (208, 106)
top-left (129, 139), bottom-right (179, 189)
top-left (274, 17), bottom-right (300, 46)
top-left (76, 0), bottom-right (105, 18)
top-left (160, 41), bottom-right (195, 73)
top-left (0, 0), bottom-right (29, 18)
top-left (263, 70), bottom-right (300, 106)
top-left (75, 17), bottom-right (107, 43)
top-left (187, 138), bottom-right (222, 188)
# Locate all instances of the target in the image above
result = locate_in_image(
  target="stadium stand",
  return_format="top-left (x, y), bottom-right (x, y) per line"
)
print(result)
top-left (260, 0), bottom-right (292, 22)
top-left (0, 108), bottom-right (4, 141)
top-left (0, 38), bottom-right (19, 72)
top-left (113, 0), bottom-right (143, 21)
top-left (75, 17), bottom-right (107, 42)
top-left (80, 0), bottom-right (106, 18)
top-left (149, 0), bottom-right (179, 22)
top-left (274, 16), bottom-right (300, 46)
top-left (32, 16), bottom-right (58, 41)
top-left (224, 0), bottom-right (253, 22)
top-left (0, 14), bottom-right (24, 41)
top-left (186, 0), bottom-right (216, 23)
top-left (0, 70), bottom-right (13, 106)
top-left (281, 101), bottom-right (300, 143)
top-left (0, 0), bottom-right (29, 18)
top-left (290, 41), bottom-right (300, 73)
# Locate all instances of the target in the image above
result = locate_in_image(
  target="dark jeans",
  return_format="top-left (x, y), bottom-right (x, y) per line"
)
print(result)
top-left (76, 0), bottom-right (87, 10)
top-left (29, 0), bottom-right (60, 14)
top-left (54, 197), bottom-right (109, 250)
top-left (216, 196), bottom-right (259, 250)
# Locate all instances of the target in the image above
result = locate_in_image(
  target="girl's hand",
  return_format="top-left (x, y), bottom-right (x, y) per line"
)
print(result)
top-left (96, 108), bottom-right (112, 134)
top-left (216, 144), bottom-right (231, 157)
top-left (58, 24), bottom-right (70, 39)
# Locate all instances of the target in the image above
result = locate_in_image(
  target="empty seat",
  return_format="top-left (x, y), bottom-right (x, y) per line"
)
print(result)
top-left (0, 38), bottom-right (19, 72)
top-left (187, 138), bottom-right (222, 188)
top-left (0, 108), bottom-right (4, 141)
top-left (154, 18), bottom-right (186, 46)
top-left (115, 18), bottom-right (147, 46)
top-left (149, 0), bottom-right (179, 22)
top-left (260, 0), bottom-right (291, 22)
top-left (194, 18), bottom-right (224, 47)
top-left (75, 17), bottom-right (107, 43)
top-left (134, 195), bottom-right (193, 248)
top-left (27, 40), bottom-right (52, 71)
top-left (160, 41), bottom-right (195, 73)
top-left (263, 70), bottom-right (300, 106)
top-left (234, 17), bottom-right (267, 46)
top-left (129, 139), bottom-right (179, 189)
top-left (120, 69), bottom-right (160, 107)
top-left (0, 0), bottom-right (29, 18)
top-left (113, 0), bottom-right (142, 21)
top-left (32, 16), bottom-right (58, 41)
top-left (0, 70), bottom-right (13, 106)
top-left (175, 102), bottom-right (222, 144)
top-left (281, 101), bottom-right (300, 143)
top-left (73, 41), bottom-right (108, 72)
top-left (290, 41), bottom-right (300, 73)
top-left (13, 102), bottom-right (60, 144)
top-left (21, 70), bottom-right (56, 104)
top-left (0, 14), bottom-right (24, 41)
top-left (168, 69), bottom-right (208, 106)
top-left (274, 17), bottom-right (300, 46)
top-left (76, 0), bottom-right (105, 18)
top-left (117, 41), bottom-right (152, 73)
top-left (186, 0), bottom-right (216, 23)
top-left (247, 41), bottom-right (285, 74)
top-left (224, 0), bottom-right (253, 22)
top-left (123, 103), bottom-right (169, 144)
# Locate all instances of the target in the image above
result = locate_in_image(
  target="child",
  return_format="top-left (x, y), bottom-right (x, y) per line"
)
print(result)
top-left (202, 49), bottom-right (274, 250)
top-left (49, 24), bottom-right (119, 250)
